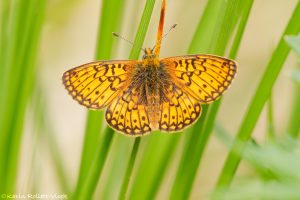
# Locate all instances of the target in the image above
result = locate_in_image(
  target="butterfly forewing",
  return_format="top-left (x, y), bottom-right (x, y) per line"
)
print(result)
top-left (62, 60), bottom-right (138, 109)
top-left (161, 55), bottom-right (237, 103)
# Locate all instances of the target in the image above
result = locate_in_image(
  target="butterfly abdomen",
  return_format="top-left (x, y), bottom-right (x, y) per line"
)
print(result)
top-left (146, 94), bottom-right (160, 130)
top-left (129, 62), bottom-right (171, 130)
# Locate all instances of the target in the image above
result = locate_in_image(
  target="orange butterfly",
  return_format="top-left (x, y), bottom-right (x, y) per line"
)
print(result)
top-left (62, 0), bottom-right (237, 136)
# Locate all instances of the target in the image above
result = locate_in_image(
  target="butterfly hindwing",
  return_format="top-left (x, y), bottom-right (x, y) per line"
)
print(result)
top-left (159, 85), bottom-right (201, 132)
top-left (105, 88), bottom-right (152, 135)
top-left (62, 60), bottom-right (138, 109)
top-left (161, 55), bottom-right (237, 103)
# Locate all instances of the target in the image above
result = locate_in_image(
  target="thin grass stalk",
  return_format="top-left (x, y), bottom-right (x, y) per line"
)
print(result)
top-left (267, 94), bottom-right (276, 140)
top-left (168, 2), bottom-right (227, 198)
top-left (35, 88), bottom-right (71, 193)
top-left (99, 0), bottom-right (157, 198)
top-left (127, 1), bottom-right (227, 199)
top-left (0, 0), bottom-right (47, 192)
top-left (0, 0), bottom-right (29, 142)
top-left (0, 0), bottom-right (9, 83)
top-left (169, 0), bottom-right (253, 199)
top-left (287, 82), bottom-right (300, 138)
top-left (31, 86), bottom-right (71, 193)
top-left (285, 35), bottom-right (300, 138)
top-left (5, 0), bottom-right (47, 192)
top-left (214, 0), bottom-right (300, 193)
top-left (76, 127), bottom-right (114, 200)
top-left (286, 39), bottom-right (300, 139)
top-left (189, 0), bottom-right (226, 53)
top-left (0, 0), bottom-right (29, 190)
top-left (118, 138), bottom-right (141, 200)
top-left (127, 132), bottom-right (180, 200)
top-left (0, 0), bottom-right (10, 190)
top-left (75, 0), bottom-right (156, 199)
top-left (99, 136), bottom-right (135, 200)
top-left (74, 0), bottom-right (125, 197)
top-left (126, 1), bottom-right (239, 199)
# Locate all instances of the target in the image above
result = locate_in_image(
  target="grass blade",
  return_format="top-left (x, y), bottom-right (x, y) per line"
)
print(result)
top-left (75, 0), bottom-right (156, 199)
top-left (126, 1), bottom-right (225, 199)
top-left (214, 0), bottom-right (300, 192)
top-left (169, 0), bottom-right (253, 199)
top-left (32, 86), bottom-right (71, 194)
top-left (74, 0), bottom-right (125, 197)
top-left (118, 138), bottom-right (141, 200)
top-left (127, 133), bottom-right (181, 200)
top-left (285, 35), bottom-right (300, 138)
top-left (0, 0), bottom-right (47, 192)
top-left (99, 0), bottom-right (157, 198)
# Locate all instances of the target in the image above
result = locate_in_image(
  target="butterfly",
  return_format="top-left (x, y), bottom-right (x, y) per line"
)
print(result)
top-left (62, 0), bottom-right (237, 136)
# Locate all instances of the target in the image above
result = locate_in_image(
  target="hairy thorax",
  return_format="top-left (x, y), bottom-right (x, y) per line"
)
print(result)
top-left (129, 59), bottom-right (173, 129)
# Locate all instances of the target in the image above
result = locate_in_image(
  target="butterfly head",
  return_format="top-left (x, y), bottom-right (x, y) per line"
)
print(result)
top-left (143, 48), bottom-right (156, 59)
top-left (142, 48), bottom-right (159, 67)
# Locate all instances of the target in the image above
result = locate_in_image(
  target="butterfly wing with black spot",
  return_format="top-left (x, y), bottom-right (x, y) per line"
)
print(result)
top-left (161, 55), bottom-right (237, 103)
top-left (105, 88), bottom-right (151, 136)
top-left (62, 60), bottom-right (138, 109)
top-left (159, 85), bottom-right (201, 132)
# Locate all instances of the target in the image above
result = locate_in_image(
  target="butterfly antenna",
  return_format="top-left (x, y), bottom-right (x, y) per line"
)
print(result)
top-left (152, 24), bottom-right (177, 50)
top-left (162, 23), bottom-right (177, 39)
top-left (112, 32), bottom-right (145, 52)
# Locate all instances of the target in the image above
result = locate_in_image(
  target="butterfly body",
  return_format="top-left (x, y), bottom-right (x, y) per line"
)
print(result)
top-left (128, 48), bottom-right (173, 130)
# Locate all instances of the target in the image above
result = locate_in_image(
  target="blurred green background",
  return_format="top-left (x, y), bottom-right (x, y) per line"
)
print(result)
top-left (1, 0), bottom-right (300, 199)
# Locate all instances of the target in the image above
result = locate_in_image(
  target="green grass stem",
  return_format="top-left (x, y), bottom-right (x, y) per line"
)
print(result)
top-left (285, 35), bottom-right (300, 138)
top-left (32, 86), bottom-right (71, 194)
top-left (267, 94), bottom-right (276, 141)
top-left (169, 1), bottom-right (253, 199)
top-left (75, 0), bottom-right (156, 199)
top-left (0, 0), bottom-right (47, 192)
top-left (118, 138), bottom-right (141, 200)
top-left (99, 0), bottom-right (157, 198)
top-left (214, 0), bottom-right (300, 193)
top-left (73, 0), bottom-right (125, 198)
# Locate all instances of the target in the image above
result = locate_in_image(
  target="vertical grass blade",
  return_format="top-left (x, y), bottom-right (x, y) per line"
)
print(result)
top-left (118, 138), bottom-right (141, 200)
top-left (267, 94), bottom-right (276, 140)
top-left (169, 1), bottom-right (253, 199)
top-left (75, 0), bottom-right (156, 199)
top-left (0, 0), bottom-right (47, 192)
top-left (32, 86), bottom-right (71, 194)
top-left (214, 0), bottom-right (300, 192)
top-left (285, 35), bottom-right (300, 138)
top-left (0, 0), bottom-right (9, 81)
top-left (74, 0), bottom-right (125, 197)
top-left (126, 132), bottom-right (180, 200)
top-left (126, 1), bottom-right (225, 199)
top-left (287, 80), bottom-right (300, 138)
top-left (99, 0), bottom-right (156, 198)
top-left (0, 0), bottom-right (10, 190)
